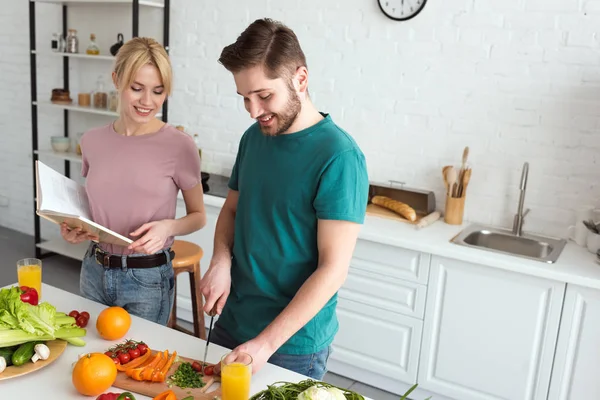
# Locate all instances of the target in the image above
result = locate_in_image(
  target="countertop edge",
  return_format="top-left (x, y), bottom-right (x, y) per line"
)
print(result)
top-left (187, 195), bottom-right (600, 291)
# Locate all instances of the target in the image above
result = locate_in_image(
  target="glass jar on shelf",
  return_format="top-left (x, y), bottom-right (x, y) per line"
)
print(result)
top-left (66, 29), bottom-right (79, 53)
top-left (86, 33), bottom-right (100, 55)
top-left (92, 76), bottom-right (107, 109)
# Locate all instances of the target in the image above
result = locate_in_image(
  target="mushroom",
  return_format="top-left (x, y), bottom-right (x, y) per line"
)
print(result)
top-left (31, 343), bottom-right (50, 363)
top-left (0, 356), bottom-right (6, 373)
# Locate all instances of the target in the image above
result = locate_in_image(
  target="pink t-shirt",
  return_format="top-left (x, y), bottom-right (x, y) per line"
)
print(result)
top-left (80, 122), bottom-right (201, 255)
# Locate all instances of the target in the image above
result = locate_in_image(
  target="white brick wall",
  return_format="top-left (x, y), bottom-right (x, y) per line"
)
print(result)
top-left (1, 0), bottom-right (599, 239)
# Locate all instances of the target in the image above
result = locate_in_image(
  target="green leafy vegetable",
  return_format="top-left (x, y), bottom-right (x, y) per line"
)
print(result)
top-left (249, 380), bottom-right (365, 400)
top-left (0, 286), bottom-right (87, 348)
top-left (166, 362), bottom-right (206, 389)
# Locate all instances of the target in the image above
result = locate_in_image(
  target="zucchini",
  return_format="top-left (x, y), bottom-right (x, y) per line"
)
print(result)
top-left (11, 341), bottom-right (44, 366)
top-left (0, 347), bottom-right (16, 366)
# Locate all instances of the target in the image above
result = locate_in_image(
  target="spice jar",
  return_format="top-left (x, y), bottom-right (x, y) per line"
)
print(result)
top-left (92, 76), bottom-right (107, 109)
top-left (66, 29), bottom-right (79, 53)
top-left (78, 93), bottom-right (91, 107)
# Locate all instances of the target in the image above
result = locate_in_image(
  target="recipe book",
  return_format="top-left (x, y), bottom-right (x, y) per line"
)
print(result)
top-left (35, 160), bottom-right (133, 247)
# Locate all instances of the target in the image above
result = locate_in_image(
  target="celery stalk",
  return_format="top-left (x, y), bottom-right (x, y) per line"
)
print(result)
top-left (0, 330), bottom-right (54, 348)
top-left (63, 337), bottom-right (86, 346)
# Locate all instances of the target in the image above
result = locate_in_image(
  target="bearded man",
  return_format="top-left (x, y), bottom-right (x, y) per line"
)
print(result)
top-left (199, 18), bottom-right (369, 380)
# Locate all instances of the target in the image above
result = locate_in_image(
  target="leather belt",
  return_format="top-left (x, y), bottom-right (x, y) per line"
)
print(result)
top-left (94, 246), bottom-right (175, 269)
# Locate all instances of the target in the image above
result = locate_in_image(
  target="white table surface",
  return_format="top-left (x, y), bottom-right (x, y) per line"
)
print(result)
top-left (2, 283), bottom-right (371, 399)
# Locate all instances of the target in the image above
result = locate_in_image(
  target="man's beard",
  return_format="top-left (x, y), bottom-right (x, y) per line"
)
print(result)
top-left (259, 85), bottom-right (301, 136)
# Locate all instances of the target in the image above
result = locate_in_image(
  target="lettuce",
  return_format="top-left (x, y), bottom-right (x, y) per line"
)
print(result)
top-left (0, 286), bottom-right (86, 348)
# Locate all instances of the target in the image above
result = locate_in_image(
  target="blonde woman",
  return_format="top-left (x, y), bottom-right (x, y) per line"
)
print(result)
top-left (60, 37), bottom-right (206, 326)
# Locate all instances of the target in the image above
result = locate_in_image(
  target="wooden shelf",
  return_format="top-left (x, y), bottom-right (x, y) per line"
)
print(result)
top-left (31, 0), bottom-right (164, 8)
top-left (36, 239), bottom-right (88, 261)
top-left (32, 50), bottom-right (115, 61)
top-left (34, 150), bottom-right (83, 163)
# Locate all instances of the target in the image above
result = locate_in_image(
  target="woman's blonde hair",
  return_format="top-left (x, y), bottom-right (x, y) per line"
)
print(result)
top-left (113, 37), bottom-right (172, 95)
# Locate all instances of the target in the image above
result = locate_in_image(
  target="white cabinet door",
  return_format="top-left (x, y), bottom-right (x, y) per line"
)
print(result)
top-left (173, 201), bottom-right (221, 323)
top-left (328, 297), bottom-right (423, 394)
top-left (548, 285), bottom-right (600, 400)
top-left (419, 256), bottom-right (565, 400)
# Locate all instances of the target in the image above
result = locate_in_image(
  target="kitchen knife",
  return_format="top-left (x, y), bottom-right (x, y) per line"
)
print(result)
top-left (202, 313), bottom-right (215, 374)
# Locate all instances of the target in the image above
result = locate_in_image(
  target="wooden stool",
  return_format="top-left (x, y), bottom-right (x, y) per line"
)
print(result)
top-left (167, 240), bottom-right (206, 340)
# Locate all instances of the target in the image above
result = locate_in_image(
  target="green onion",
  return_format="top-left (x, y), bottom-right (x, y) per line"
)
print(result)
top-left (166, 362), bottom-right (206, 389)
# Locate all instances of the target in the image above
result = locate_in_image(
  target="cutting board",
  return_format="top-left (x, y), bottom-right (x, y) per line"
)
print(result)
top-left (366, 203), bottom-right (428, 224)
top-left (0, 339), bottom-right (67, 381)
top-left (113, 351), bottom-right (221, 399)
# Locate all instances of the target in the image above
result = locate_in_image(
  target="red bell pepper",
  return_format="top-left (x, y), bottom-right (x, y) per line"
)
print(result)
top-left (19, 286), bottom-right (38, 306)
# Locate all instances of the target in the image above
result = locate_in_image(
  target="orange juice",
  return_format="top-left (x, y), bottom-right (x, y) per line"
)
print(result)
top-left (17, 259), bottom-right (42, 298)
top-left (221, 362), bottom-right (251, 400)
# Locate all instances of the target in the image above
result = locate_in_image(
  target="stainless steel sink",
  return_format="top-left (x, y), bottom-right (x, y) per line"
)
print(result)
top-left (451, 223), bottom-right (567, 263)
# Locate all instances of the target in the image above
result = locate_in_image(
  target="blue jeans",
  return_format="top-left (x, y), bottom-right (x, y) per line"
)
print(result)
top-left (79, 244), bottom-right (175, 326)
top-left (209, 321), bottom-right (332, 380)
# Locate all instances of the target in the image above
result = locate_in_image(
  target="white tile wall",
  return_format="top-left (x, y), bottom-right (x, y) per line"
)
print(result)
top-left (1, 0), bottom-right (600, 239)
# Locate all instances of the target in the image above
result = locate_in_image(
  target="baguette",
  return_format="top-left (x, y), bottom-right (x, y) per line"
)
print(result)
top-left (371, 195), bottom-right (417, 222)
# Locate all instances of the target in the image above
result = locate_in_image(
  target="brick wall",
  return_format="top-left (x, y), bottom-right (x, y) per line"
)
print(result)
top-left (1, 0), bottom-right (599, 238)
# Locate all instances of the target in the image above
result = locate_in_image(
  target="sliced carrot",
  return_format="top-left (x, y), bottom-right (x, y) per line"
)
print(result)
top-left (116, 349), bottom-right (153, 372)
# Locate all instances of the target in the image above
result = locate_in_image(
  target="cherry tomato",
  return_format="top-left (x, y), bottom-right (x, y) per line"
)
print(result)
top-left (76, 315), bottom-right (88, 327)
top-left (191, 361), bottom-right (202, 372)
top-left (118, 352), bottom-right (131, 364)
top-left (68, 310), bottom-right (79, 319)
top-left (204, 365), bottom-right (214, 376)
top-left (137, 343), bottom-right (148, 355)
top-left (112, 357), bottom-right (120, 365)
top-left (80, 311), bottom-right (90, 320)
top-left (104, 351), bottom-right (115, 358)
top-left (128, 348), bottom-right (140, 359)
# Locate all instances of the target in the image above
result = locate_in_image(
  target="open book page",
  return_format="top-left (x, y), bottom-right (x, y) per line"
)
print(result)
top-left (36, 161), bottom-right (91, 219)
top-left (35, 161), bottom-right (133, 246)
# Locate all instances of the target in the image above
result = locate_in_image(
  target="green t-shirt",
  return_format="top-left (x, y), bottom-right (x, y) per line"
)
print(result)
top-left (217, 113), bottom-right (369, 355)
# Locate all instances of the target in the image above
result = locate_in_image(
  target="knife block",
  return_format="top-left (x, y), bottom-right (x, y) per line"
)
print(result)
top-left (444, 194), bottom-right (466, 225)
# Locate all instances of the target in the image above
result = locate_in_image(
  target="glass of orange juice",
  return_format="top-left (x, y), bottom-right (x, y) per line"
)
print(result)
top-left (17, 258), bottom-right (42, 299)
top-left (221, 351), bottom-right (252, 400)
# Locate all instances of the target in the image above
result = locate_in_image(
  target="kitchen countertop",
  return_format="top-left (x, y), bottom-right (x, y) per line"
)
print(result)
top-left (359, 213), bottom-right (600, 290)
top-left (2, 283), bottom-right (372, 399)
top-left (194, 191), bottom-right (600, 290)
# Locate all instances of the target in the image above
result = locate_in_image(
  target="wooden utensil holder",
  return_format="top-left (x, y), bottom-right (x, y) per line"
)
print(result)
top-left (444, 194), bottom-right (466, 225)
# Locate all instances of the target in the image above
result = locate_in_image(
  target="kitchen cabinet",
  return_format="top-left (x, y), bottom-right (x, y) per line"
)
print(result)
top-left (418, 256), bottom-right (565, 400)
top-left (548, 284), bottom-right (600, 400)
top-left (327, 240), bottom-right (428, 394)
top-left (173, 200), bottom-right (221, 324)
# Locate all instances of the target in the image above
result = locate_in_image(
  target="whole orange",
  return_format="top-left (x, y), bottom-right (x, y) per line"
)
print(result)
top-left (96, 306), bottom-right (131, 340)
top-left (72, 353), bottom-right (117, 396)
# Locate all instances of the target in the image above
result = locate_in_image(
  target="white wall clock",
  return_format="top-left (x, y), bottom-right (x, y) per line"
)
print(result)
top-left (377, 0), bottom-right (428, 21)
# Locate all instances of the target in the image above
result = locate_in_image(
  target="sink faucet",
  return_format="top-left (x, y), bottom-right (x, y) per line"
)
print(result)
top-left (513, 162), bottom-right (530, 236)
